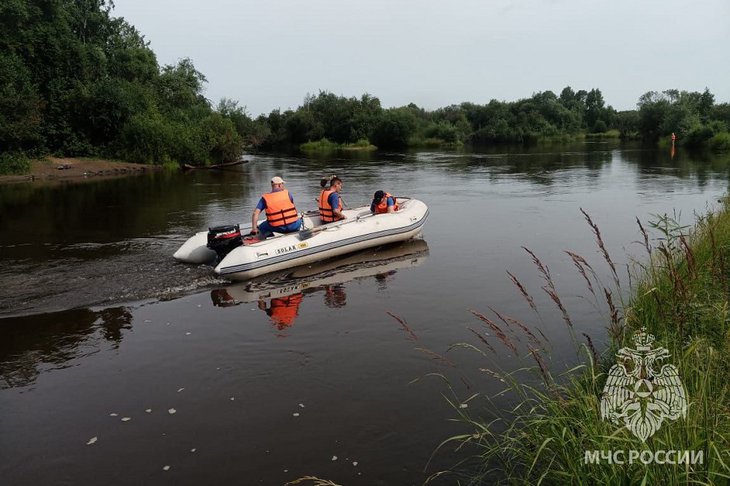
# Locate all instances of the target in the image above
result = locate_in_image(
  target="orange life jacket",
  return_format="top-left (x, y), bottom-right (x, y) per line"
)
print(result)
top-left (262, 190), bottom-right (298, 227)
top-left (374, 193), bottom-right (398, 214)
top-left (319, 189), bottom-right (343, 223)
top-left (269, 293), bottom-right (303, 328)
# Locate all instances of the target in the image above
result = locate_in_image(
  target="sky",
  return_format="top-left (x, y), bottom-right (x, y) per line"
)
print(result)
top-left (111, 0), bottom-right (730, 116)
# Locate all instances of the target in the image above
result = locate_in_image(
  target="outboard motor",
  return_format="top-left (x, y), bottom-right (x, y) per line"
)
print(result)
top-left (207, 224), bottom-right (243, 262)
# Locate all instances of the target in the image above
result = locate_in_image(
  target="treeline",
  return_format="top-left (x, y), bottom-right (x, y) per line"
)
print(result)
top-left (255, 88), bottom-right (618, 149)
top-left (2, 1), bottom-right (729, 175)
top-left (250, 87), bottom-right (730, 152)
top-left (0, 0), bottom-right (244, 170)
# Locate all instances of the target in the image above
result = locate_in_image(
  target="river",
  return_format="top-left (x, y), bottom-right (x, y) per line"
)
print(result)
top-left (1, 142), bottom-right (728, 485)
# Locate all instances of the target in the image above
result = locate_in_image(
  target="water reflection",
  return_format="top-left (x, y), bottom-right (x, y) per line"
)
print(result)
top-left (0, 306), bottom-right (132, 388)
top-left (210, 239), bottom-right (429, 331)
top-left (258, 293), bottom-right (304, 329)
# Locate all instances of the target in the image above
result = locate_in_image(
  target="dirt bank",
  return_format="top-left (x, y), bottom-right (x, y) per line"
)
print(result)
top-left (0, 157), bottom-right (160, 185)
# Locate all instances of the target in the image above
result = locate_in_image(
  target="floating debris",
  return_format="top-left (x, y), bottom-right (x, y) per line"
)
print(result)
top-left (144, 319), bottom-right (151, 323)
top-left (168, 408), bottom-right (176, 414)
top-left (109, 413), bottom-right (118, 417)
top-left (185, 332), bottom-right (191, 336)
top-left (145, 409), bottom-right (152, 413)
top-left (353, 461), bottom-right (358, 467)
top-left (459, 403), bottom-right (468, 409)
top-left (162, 465), bottom-right (170, 471)
top-left (298, 403), bottom-right (305, 408)
top-left (331, 456), bottom-right (338, 461)
top-left (177, 388), bottom-right (184, 393)
top-left (86, 437), bottom-right (98, 445)
top-left (292, 413), bottom-right (300, 417)
top-left (230, 397), bottom-right (235, 401)
top-left (190, 448), bottom-right (197, 453)
top-left (121, 417), bottom-right (131, 422)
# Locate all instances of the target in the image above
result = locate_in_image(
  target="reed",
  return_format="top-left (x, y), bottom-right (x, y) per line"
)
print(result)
top-left (285, 477), bottom-right (342, 486)
top-left (434, 202), bottom-right (730, 484)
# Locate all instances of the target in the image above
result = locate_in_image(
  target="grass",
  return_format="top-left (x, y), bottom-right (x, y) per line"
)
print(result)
top-left (433, 201), bottom-right (730, 484)
top-left (300, 138), bottom-right (377, 153)
top-left (585, 129), bottom-right (621, 139)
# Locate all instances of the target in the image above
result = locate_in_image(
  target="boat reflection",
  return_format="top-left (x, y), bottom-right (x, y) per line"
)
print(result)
top-left (210, 239), bottom-right (429, 330)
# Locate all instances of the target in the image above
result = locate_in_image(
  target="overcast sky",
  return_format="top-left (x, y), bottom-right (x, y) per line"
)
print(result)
top-left (111, 0), bottom-right (730, 116)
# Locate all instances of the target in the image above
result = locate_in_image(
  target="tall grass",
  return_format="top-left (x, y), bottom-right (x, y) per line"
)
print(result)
top-left (435, 201), bottom-right (730, 484)
top-left (300, 138), bottom-right (377, 153)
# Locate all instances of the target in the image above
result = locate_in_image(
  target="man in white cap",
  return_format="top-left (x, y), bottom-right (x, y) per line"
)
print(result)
top-left (250, 176), bottom-right (302, 237)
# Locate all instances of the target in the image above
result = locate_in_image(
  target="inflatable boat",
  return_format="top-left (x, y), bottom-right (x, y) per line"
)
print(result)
top-left (173, 197), bottom-right (429, 281)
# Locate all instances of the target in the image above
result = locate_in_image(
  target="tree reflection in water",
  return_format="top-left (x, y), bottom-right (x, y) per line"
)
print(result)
top-left (0, 306), bottom-right (132, 388)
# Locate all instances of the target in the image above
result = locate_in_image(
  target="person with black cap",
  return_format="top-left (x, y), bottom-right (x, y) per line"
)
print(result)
top-left (250, 176), bottom-right (302, 237)
top-left (370, 190), bottom-right (398, 214)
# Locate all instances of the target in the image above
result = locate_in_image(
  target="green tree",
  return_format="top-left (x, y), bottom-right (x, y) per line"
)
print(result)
top-left (370, 108), bottom-right (417, 148)
top-left (584, 88), bottom-right (605, 131)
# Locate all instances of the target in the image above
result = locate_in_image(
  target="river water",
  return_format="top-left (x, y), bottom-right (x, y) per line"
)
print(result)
top-left (1, 143), bottom-right (728, 485)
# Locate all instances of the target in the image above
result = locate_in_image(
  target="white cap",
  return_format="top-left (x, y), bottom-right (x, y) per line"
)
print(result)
top-left (271, 176), bottom-right (286, 184)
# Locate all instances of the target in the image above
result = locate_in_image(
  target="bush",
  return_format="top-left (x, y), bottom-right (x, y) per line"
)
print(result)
top-left (591, 120), bottom-right (608, 133)
top-left (424, 121), bottom-right (459, 143)
top-left (118, 114), bottom-right (177, 164)
top-left (0, 152), bottom-right (31, 175)
top-left (683, 124), bottom-right (715, 147)
top-left (709, 132), bottom-right (730, 152)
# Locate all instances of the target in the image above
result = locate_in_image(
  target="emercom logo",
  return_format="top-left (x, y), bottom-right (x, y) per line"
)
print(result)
top-left (599, 328), bottom-right (687, 441)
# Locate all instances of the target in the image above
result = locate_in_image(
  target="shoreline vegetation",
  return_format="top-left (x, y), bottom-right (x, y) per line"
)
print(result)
top-left (3, 2), bottom-right (730, 175)
top-left (300, 138), bottom-right (377, 153)
top-left (436, 204), bottom-right (730, 484)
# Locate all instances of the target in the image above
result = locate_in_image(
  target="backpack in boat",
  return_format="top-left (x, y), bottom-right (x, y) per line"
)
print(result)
top-left (207, 224), bottom-right (243, 260)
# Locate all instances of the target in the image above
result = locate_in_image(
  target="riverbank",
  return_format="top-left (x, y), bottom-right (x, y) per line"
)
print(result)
top-left (446, 201), bottom-right (730, 484)
top-left (0, 157), bottom-right (158, 185)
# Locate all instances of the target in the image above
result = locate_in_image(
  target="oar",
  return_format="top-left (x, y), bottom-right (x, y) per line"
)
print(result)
top-left (297, 219), bottom-right (351, 240)
top-left (297, 212), bottom-right (372, 241)
top-left (296, 224), bottom-right (332, 240)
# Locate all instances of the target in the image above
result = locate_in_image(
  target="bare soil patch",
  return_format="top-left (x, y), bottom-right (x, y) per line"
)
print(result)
top-left (0, 157), bottom-right (159, 185)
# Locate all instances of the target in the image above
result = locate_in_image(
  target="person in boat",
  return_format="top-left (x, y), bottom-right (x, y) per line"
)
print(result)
top-left (258, 293), bottom-right (304, 330)
top-left (324, 284), bottom-right (347, 308)
top-left (319, 176), bottom-right (346, 223)
top-left (370, 190), bottom-right (399, 214)
top-left (250, 176), bottom-right (302, 237)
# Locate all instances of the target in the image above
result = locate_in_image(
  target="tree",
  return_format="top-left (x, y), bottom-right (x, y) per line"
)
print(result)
top-left (156, 58), bottom-right (208, 113)
top-left (585, 88), bottom-right (605, 130)
top-left (370, 108), bottom-right (417, 148)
